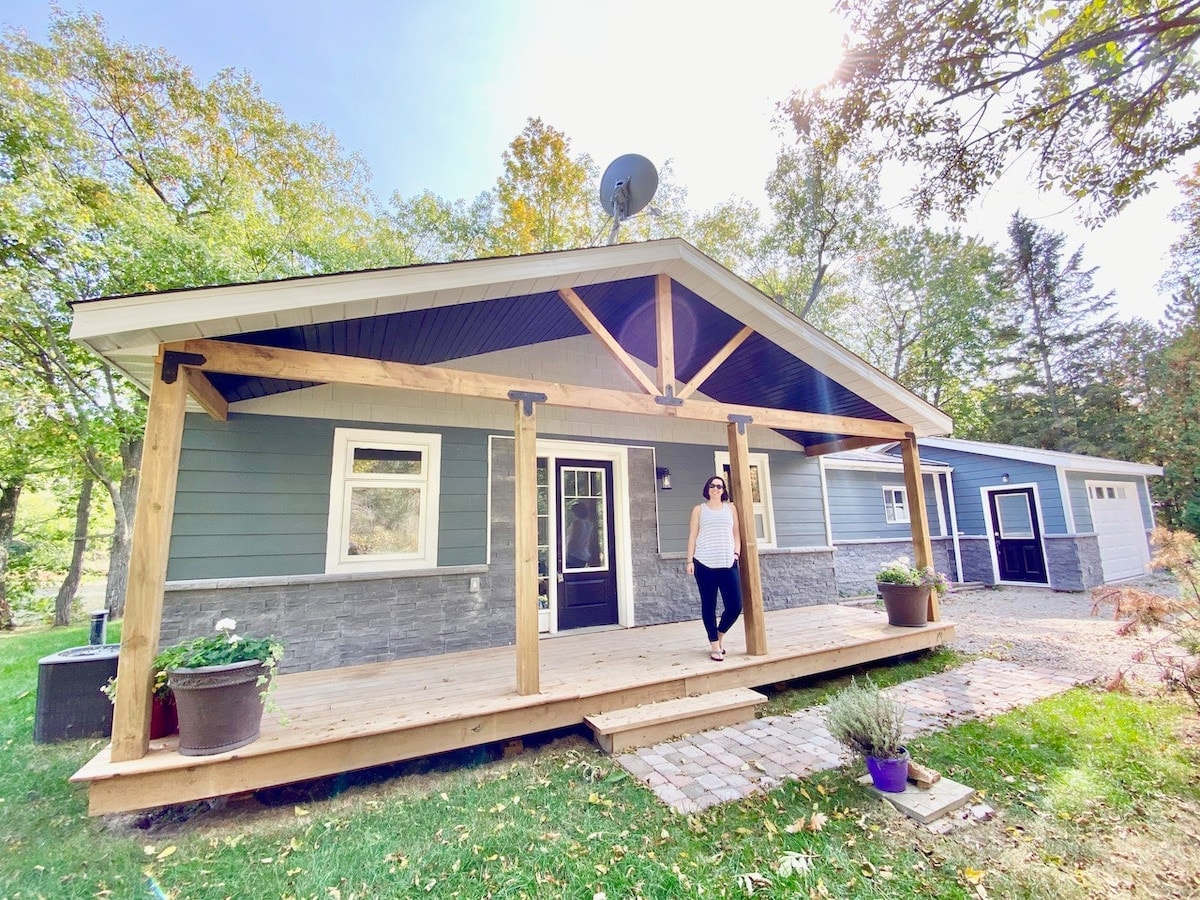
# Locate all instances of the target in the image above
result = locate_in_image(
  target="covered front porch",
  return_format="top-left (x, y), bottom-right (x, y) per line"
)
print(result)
top-left (74, 604), bottom-right (954, 815)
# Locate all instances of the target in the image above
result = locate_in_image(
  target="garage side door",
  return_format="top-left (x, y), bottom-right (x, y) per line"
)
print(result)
top-left (1086, 481), bottom-right (1150, 582)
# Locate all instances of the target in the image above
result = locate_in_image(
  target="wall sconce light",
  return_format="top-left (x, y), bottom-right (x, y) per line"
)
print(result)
top-left (656, 467), bottom-right (672, 490)
top-left (1001, 473), bottom-right (1010, 484)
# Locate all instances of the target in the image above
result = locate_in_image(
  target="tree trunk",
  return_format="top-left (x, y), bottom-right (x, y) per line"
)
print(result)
top-left (105, 438), bottom-right (142, 620)
top-left (54, 478), bottom-right (93, 627)
top-left (0, 479), bottom-right (22, 630)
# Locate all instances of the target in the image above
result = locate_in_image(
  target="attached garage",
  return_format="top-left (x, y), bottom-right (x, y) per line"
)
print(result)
top-left (1086, 481), bottom-right (1152, 581)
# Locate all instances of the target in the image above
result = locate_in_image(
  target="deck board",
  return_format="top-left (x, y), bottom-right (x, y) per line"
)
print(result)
top-left (73, 605), bottom-right (954, 814)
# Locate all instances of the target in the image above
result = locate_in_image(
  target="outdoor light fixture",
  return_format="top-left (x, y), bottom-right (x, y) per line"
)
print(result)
top-left (656, 467), bottom-right (672, 490)
top-left (1001, 473), bottom-right (1010, 484)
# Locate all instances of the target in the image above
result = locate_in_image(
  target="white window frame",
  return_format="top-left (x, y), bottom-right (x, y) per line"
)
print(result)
top-left (713, 451), bottom-right (776, 548)
top-left (883, 485), bottom-right (910, 524)
top-left (325, 428), bottom-right (441, 573)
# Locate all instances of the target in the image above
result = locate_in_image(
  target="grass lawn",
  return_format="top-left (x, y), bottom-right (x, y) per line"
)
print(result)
top-left (2, 627), bottom-right (1198, 899)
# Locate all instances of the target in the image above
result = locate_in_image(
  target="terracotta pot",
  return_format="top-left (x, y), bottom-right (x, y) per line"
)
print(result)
top-left (168, 659), bottom-right (269, 756)
top-left (149, 693), bottom-right (178, 739)
top-left (877, 582), bottom-right (931, 627)
top-left (865, 747), bottom-right (910, 792)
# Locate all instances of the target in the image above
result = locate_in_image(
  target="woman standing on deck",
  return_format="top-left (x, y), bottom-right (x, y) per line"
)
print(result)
top-left (686, 475), bottom-right (742, 661)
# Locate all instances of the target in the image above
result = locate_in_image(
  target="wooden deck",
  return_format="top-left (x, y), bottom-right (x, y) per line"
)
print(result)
top-left (73, 605), bottom-right (954, 815)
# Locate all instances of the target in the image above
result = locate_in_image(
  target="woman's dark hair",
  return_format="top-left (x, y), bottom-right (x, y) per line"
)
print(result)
top-left (702, 476), bottom-right (729, 501)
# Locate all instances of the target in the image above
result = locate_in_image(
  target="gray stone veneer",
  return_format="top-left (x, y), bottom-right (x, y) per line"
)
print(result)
top-left (832, 539), bottom-right (958, 597)
top-left (1044, 533), bottom-right (1103, 591)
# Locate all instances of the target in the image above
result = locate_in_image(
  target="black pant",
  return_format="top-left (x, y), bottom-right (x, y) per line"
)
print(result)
top-left (693, 558), bottom-right (742, 643)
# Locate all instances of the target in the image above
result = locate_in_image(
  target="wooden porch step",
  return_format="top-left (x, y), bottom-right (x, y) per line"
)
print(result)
top-left (585, 687), bottom-right (768, 755)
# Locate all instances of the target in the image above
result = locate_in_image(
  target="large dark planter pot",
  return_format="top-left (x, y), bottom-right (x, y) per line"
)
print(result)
top-left (168, 659), bottom-right (270, 756)
top-left (877, 583), bottom-right (931, 627)
top-left (865, 747), bottom-right (910, 792)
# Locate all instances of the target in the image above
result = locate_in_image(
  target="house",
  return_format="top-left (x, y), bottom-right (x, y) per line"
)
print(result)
top-left (821, 439), bottom-right (1162, 594)
top-left (69, 238), bottom-right (957, 810)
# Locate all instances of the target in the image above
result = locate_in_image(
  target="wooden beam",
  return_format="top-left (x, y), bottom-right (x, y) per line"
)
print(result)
top-left (514, 398), bottom-right (540, 695)
top-left (183, 367), bottom-right (228, 421)
top-left (558, 287), bottom-right (659, 396)
top-left (727, 421), bottom-right (768, 655)
top-left (900, 434), bottom-right (940, 622)
top-left (805, 435), bottom-right (890, 457)
top-left (677, 326), bottom-right (753, 401)
top-left (655, 274), bottom-right (676, 396)
top-left (169, 339), bottom-right (914, 443)
top-left (111, 356), bottom-right (188, 761)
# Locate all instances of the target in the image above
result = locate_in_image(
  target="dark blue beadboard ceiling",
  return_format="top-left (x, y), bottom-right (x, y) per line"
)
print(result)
top-left (207, 275), bottom-right (895, 446)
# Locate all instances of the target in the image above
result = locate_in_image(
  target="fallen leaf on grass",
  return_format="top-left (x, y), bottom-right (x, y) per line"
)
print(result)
top-left (962, 866), bottom-right (986, 884)
top-left (156, 846), bottom-right (176, 861)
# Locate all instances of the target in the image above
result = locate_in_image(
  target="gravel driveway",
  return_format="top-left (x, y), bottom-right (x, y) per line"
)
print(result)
top-left (936, 575), bottom-right (1179, 684)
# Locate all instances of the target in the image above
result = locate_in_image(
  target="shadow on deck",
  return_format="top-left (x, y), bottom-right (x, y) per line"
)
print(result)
top-left (73, 604), bottom-right (954, 815)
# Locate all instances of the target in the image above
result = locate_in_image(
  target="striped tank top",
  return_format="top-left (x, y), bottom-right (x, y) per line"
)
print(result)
top-left (694, 503), bottom-right (736, 568)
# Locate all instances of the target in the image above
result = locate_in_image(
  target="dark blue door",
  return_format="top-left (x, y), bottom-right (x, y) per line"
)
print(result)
top-left (556, 459), bottom-right (618, 629)
top-left (989, 488), bottom-right (1048, 584)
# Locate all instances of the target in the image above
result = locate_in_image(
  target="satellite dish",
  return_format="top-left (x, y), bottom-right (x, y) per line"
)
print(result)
top-left (599, 154), bottom-right (659, 245)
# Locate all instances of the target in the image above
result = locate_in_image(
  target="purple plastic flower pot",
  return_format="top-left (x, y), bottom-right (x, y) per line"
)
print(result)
top-left (865, 748), bottom-right (910, 792)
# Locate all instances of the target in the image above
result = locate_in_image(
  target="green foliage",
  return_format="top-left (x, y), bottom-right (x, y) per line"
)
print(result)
top-left (824, 676), bottom-right (907, 760)
top-left (875, 556), bottom-right (950, 595)
top-left (164, 618), bottom-right (283, 671)
top-left (788, 0), bottom-right (1200, 222)
top-left (1, 624), bottom-right (1197, 897)
top-left (1092, 528), bottom-right (1200, 713)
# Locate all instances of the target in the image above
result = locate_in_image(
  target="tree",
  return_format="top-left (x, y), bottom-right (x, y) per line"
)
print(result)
top-left (1, 12), bottom-right (406, 619)
top-left (489, 118), bottom-right (600, 255)
top-left (763, 140), bottom-right (884, 318)
top-left (981, 213), bottom-right (1117, 450)
top-left (827, 226), bottom-right (1009, 423)
top-left (788, 1), bottom-right (1200, 222)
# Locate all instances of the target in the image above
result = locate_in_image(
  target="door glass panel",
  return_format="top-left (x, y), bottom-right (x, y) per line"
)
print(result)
top-left (995, 494), bottom-right (1034, 539)
top-left (561, 466), bottom-right (607, 571)
top-left (536, 459), bottom-right (550, 620)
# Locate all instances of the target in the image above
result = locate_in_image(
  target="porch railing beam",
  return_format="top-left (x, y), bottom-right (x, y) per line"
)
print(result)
top-left (166, 339), bottom-right (913, 443)
top-left (727, 418), bottom-right (768, 655)
top-left (513, 393), bottom-right (541, 695)
top-left (111, 351), bottom-right (188, 761)
top-left (900, 434), bottom-right (940, 622)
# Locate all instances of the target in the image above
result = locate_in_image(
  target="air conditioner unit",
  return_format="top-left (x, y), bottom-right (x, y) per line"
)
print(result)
top-left (34, 644), bottom-right (120, 743)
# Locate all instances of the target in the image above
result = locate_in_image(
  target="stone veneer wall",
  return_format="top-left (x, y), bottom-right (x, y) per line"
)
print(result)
top-left (1044, 533), bottom-right (1103, 591)
top-left (958, 537), bottom-right (996, 585)
top-left (832, 538), bottom-right (958, 597)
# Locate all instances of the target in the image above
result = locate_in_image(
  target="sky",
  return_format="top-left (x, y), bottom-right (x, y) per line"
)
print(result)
top-left (3, 0), bottom-right (1192, 322)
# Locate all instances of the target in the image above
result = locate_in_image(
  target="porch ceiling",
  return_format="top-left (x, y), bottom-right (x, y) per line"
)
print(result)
top-left (206, 276), bottom-right (892, 446)
top-left (69, 239), bottom-right (953, 448)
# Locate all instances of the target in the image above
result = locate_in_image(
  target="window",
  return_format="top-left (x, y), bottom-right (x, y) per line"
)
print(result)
top-left (326, 429), bottom-right (441, 572)
top-left (714, 452), bottom-right (776, 547)
top-left (883, 486), bottom-right (910, 524)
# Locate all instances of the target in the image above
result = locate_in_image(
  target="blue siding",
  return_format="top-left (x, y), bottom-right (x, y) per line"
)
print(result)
top-left (826, 469), bottom-right (941, 541)
top-left (904, 448), bottom-right (1065, 536)
top-left (168, 414), bottom-right (489, 580)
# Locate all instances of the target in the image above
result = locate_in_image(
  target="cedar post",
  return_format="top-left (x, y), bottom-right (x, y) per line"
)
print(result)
top-left (727, 419), bottom-right (768, 654)
top-left (900, 434), bottom-right (940, 622)
top-left (655, 274), bottom-right (675, 396)
top-left (512, 393), bottom-right (541, 695)
top-left (110, 353), bottom-right (188, 761)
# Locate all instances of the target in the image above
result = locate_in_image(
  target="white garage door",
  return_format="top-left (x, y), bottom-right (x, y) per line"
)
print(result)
top-left (1086, 481), bottom-right (1150, 582)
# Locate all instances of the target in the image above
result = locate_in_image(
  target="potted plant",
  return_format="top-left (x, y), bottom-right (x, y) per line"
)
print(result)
top-left (163, 618), bottom-right (283, 756)
top-left (824, 676), bottom-right (909, 792)
top-left (875, 557), bottom-right (950, 626)
top-left (101, 643), bottom-right (187, 739)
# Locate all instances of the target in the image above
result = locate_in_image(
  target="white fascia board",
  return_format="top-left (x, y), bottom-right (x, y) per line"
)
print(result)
top-left (69, 240), bottom-right (692, 348)
top-left (820, 458), bottom-right (952, 474)
top-left (673, 244), bottom-right (953, 438)
top-left (919, 437), bottom-right (1162, 476)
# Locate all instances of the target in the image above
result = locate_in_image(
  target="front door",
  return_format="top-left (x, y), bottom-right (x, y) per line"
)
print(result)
top-left (988, 488), bottom-right (1048, 584)
top-left (555, 459), bottom-right (618, 629)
